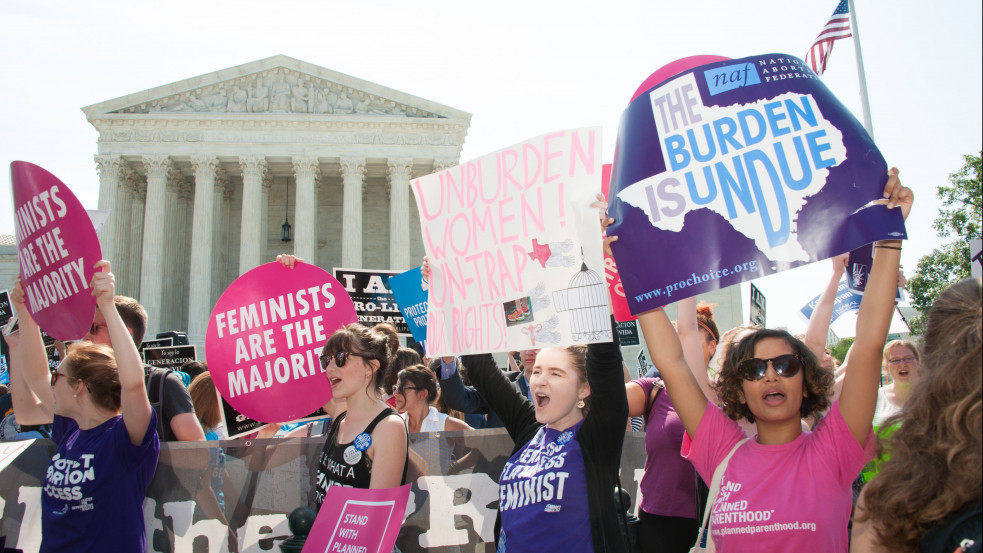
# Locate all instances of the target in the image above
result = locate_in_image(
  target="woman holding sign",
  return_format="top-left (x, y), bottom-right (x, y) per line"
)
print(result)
top-left (419, 260), bottom-right (632, 553)
top-left (313, 321), bottom-right (409, 504)
top-left (7, 261), bottom-right (159, 553)
top-left (275, 254), bottom-right (408, 511)
top-left (624, 169), bottom-right (912, 552)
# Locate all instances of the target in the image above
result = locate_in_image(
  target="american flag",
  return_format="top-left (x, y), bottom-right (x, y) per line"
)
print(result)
top-left (805, 0), bottom-right (852, 76)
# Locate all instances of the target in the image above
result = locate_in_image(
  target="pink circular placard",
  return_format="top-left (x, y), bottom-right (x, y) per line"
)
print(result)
top-left (10, 161), bottom-right (102, 341)
top-left (205, 262), bottom-right (357, 422)
top-left (629, 55), bottom-right (732, 103)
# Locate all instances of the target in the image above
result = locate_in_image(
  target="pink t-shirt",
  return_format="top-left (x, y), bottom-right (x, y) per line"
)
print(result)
top-left (682, 401), bottom-right (873, 553)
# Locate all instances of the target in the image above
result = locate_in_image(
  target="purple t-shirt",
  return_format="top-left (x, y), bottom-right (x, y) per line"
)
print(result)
top-left (634, 377), bottom-right (696, 519)
top-left (42, 413), bottom-right (159, 553)
top-left (498, 420), bottom-right (592, 553)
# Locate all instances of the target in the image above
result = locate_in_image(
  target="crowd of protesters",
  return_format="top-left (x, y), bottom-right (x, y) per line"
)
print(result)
top-left (1, 168), bottom-right (980, 553)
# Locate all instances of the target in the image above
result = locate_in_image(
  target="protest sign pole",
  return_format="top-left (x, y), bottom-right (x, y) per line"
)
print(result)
top-left (848, 0), bottom-right (875, 139)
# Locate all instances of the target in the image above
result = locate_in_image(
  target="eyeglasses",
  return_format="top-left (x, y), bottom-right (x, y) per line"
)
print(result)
top-left (392, 385), bottom-right (420, 396)
top-left (318, 351), bottom-right (364, 369)
top-left (50, 370), bottom-right (69, 386)
top-left (738, 354), bottom-right (802, 381)
top-left (887, 356), bottom-right (917, 365)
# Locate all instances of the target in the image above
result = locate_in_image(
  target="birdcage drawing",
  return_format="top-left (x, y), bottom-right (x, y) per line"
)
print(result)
top-left (552, 257), bottom-right (611, 342)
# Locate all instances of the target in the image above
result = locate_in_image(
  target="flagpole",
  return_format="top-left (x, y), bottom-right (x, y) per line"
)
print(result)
top-left (848, 0), bottom-right (875, 139)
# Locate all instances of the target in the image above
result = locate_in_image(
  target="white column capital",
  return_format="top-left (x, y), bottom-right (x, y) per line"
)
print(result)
top-left (431, 158), bottom-right (457, 174)
top-left (142, 154), bottom-right (171, 175)
top-left (190, 155), bottom-right (219, 178)
top-left (94, 154), bottom-right (124, 177)
top-left (387, 158), bottom-right (415, 182)
top-left (292, 156), bottom-right (321, 181)
top-left (339, 157), bottom-right (366, 181)
top-left (239, 156), bottom-right (268, 179)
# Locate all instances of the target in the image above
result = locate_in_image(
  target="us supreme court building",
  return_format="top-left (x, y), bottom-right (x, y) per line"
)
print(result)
top-left (82, 55), bottom-right (471, 350)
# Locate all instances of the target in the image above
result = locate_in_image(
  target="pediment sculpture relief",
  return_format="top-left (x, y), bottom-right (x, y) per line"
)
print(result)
top-left (114, 68), bottom-right (435, 118)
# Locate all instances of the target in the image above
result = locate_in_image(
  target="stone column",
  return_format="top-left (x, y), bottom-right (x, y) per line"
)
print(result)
top-left (340, 157), bottom-right (366, 268)
top-left (187, 155), bottom-right (218, 350)
top-left (292, 157), bottom-right (320, 263)
top-left (127, 176), bottom-right (146, 298)
top-left (162, 166), bottom-right (183, 332)
top-left (211, 169), bottom-right (230, 305)
top-left (387, 158), bottom-right (414, 270)
top-left (114, 165), bottom-right (136, 295)
top-left (178, 181), bottom-right (194, 331)
top-left (94, 155), bottom-right (122, 265)
top-left (140, 155), bottom-right (171, 337)
top-left (260, 173), bottom-right (272, 259)
top-left (239, 156), bottom-right (267, 275)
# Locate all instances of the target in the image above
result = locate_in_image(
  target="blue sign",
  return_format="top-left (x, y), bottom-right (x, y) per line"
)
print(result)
top-left (388, 267), bottom-right (429, 345)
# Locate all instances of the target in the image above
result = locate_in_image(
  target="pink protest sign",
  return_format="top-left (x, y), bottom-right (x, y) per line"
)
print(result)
top-left (10, 162), bottom-right (101, 341)
top-left (600, 164), bottom-right (635, 322)
top-left (303, 484), bottom-right (411, 553)
top-left (412, 127), bottom-right (606, 356)
top-left (205, 262), bottom-right (357, 423)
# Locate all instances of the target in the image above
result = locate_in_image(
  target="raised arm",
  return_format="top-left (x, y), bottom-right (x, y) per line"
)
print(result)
top-left (636, 307), bottom-right (708, 437)
top-left (804, 253), bottom-right (848, 361)
top-left (7, 278), bottom-right (54, 423)
top-left (435, 357), bottom-right (493, 415)
top-left (93, 261), bottom-right (154, 445)
top-left (676, 296), bottom-right (717, 402)
top-left (838, 169), bottom-right (912, 444)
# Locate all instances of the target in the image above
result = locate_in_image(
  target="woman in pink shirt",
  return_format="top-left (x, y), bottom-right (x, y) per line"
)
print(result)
top-left (619, 169), bottom-right (912, 552)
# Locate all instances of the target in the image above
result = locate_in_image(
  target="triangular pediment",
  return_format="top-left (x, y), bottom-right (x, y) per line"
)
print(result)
top-left (82, 55), bottom-right (469, 121)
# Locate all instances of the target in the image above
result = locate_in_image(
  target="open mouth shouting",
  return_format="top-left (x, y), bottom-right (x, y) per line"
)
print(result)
top-left (762, 388), bottom-right (787, 406)
top-left (535, 393), bottom-right (551, 410)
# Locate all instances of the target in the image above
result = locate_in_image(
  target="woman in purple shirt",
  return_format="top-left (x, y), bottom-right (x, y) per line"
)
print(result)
top-left (8, 261), bottom-right (159, 553)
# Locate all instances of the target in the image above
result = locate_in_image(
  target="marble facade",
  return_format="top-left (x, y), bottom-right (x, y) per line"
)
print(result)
top-left (83, 55), bottom-right (471, 352)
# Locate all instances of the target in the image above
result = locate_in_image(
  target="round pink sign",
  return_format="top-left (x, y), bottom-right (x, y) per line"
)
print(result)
top-left (629, 55), bottom-right (732, 103)
top-left (10, 161), bottom-right (102, 341)
top-left (205, 262), bottom-right (357, 423)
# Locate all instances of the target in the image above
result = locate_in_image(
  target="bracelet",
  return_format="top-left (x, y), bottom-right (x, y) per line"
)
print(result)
top-left (875, 245), bottom-right (902, 250)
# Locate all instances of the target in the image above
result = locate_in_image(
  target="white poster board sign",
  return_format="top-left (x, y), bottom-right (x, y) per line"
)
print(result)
top-left (412, 127), bottom-right (608, 355)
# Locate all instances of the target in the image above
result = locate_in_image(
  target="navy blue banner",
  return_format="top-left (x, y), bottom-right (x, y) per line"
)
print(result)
top-left (609, 54), bottom-right (906, 313)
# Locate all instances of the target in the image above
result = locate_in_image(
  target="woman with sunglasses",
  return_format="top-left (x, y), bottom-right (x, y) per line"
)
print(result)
top-left (394, 365), bottom-right (471, 433)
top-left (275, 254), bottom-right (408, 504)
top-left (8, 261), bottom-right (159, 553)
top-left (312, 321), bottom-right (409, 508)
top-left (626, 170), bottom-right (912, 552)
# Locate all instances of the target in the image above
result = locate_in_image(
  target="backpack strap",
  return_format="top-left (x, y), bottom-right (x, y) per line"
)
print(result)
top-left (643, 377), bottom-right (664, 423)
top-left (145, 367), bottom-right (168, 441)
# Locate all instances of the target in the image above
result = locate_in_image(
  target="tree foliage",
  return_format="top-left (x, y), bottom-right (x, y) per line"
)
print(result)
top-left (907, 151), bottom-right (981, 335)
top-left (830, 337), bottom-right (854, 363)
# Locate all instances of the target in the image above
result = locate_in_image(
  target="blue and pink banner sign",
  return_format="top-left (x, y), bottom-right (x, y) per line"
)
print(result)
top-left (608, 54), bottom-right (907, 313)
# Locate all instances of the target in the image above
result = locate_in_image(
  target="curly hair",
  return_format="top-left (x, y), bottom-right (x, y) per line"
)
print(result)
top-left (712, 328), bottom-right (833, 423)
top-left (857, 278), bottom-right (982, 552)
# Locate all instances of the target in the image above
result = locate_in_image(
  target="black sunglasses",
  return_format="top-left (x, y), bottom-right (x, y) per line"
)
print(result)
top-left (319, 351), bottom-right (364, 369)
top-left (50, 370), bottom-right (69, 386)
top-left (738, 354), bottom-right (802, 381)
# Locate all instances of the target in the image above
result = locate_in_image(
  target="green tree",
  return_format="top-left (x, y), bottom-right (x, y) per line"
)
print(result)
top-left (830, 337), bottom-right (854, 363)
top-left (907, 151), bottom-right (981, 335)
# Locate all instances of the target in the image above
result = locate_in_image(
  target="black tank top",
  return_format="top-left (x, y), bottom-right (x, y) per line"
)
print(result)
top-left (314, 408), bottom-right (408, 510)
